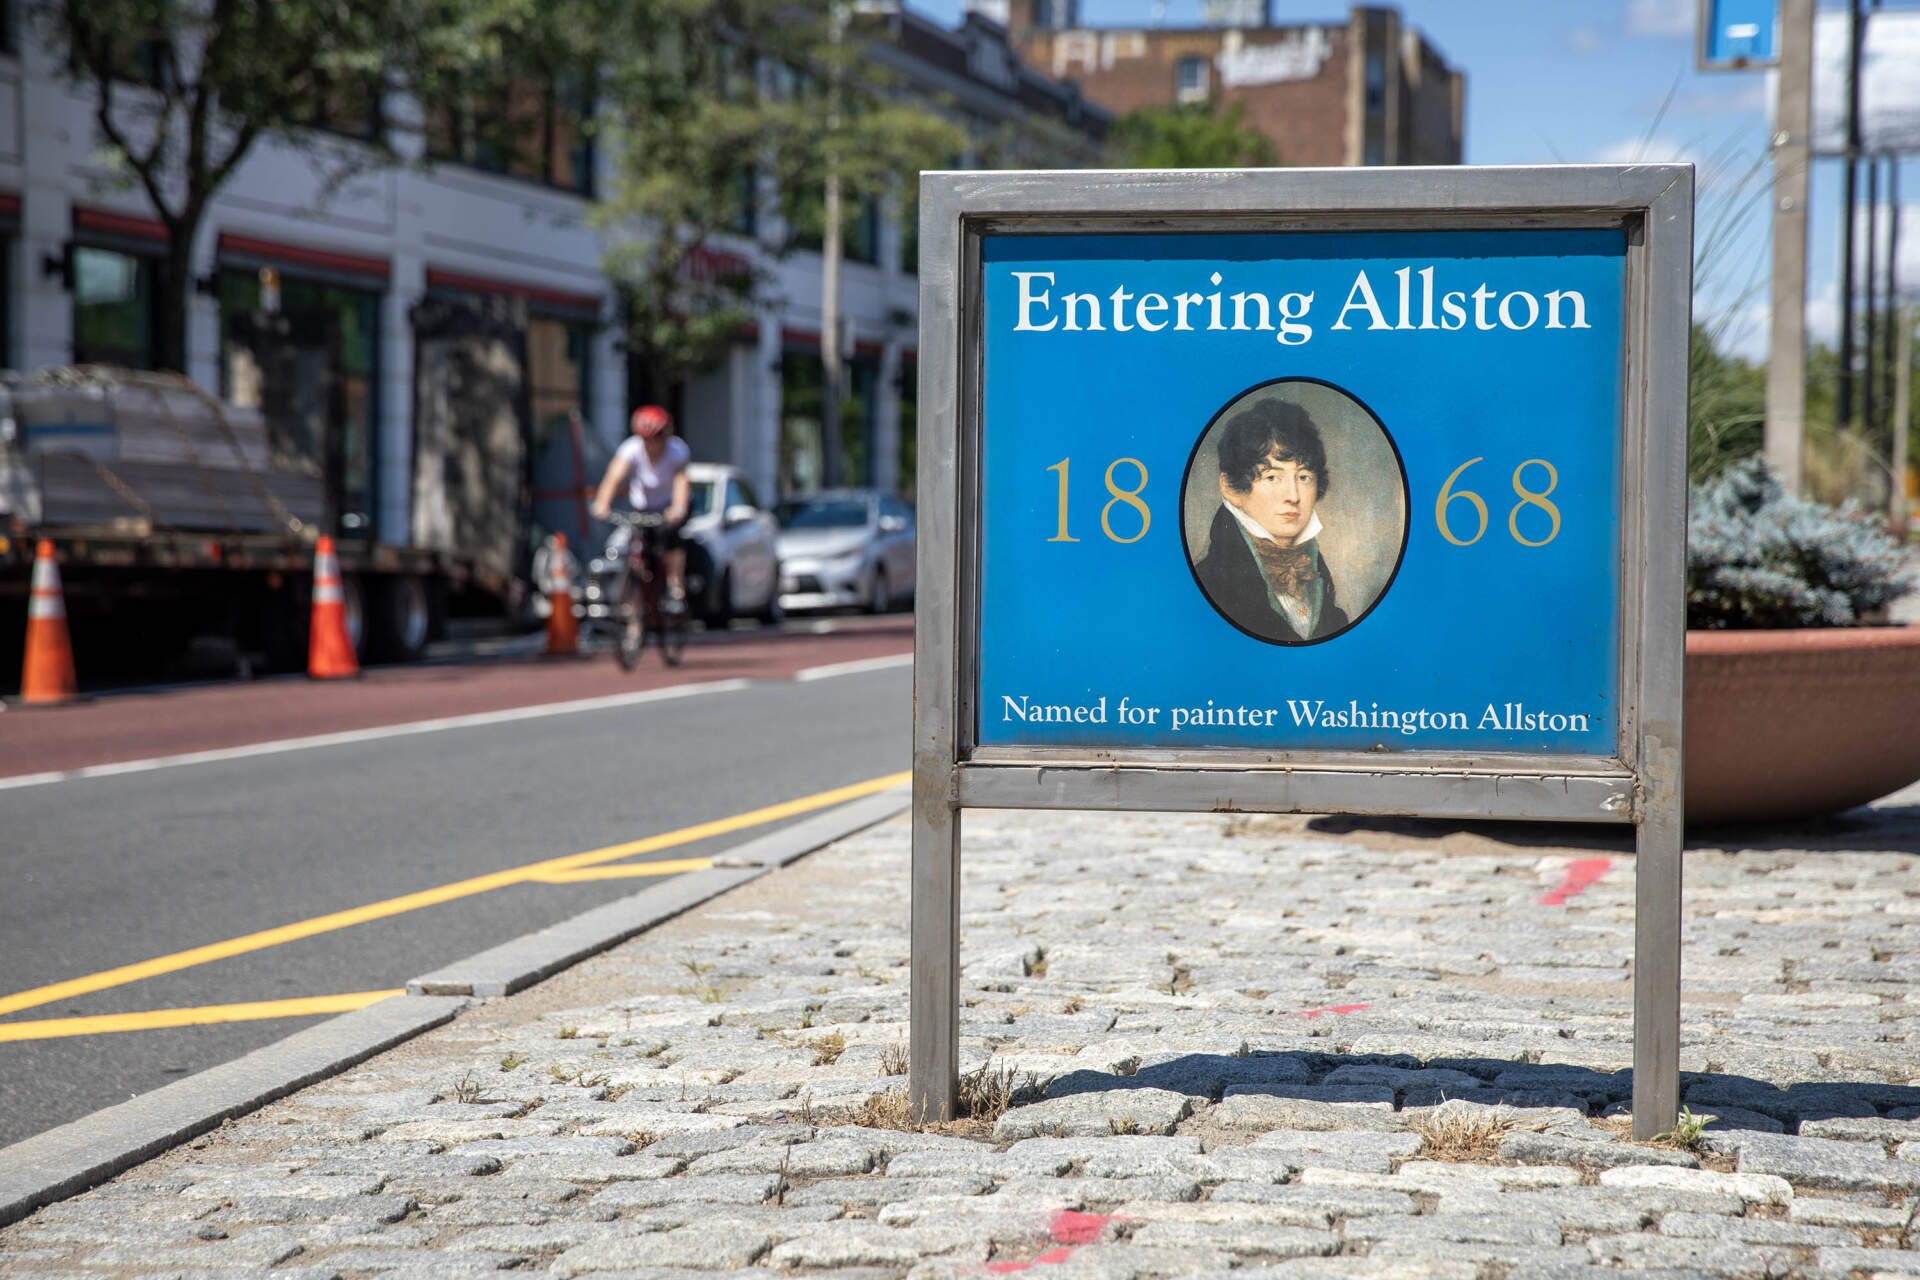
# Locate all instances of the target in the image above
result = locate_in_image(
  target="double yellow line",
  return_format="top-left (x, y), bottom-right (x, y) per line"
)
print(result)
top-left (0, 772), bottom-right (908, 1042)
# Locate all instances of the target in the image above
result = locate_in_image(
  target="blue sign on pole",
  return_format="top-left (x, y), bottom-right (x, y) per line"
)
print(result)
top-left (1700, 0), bottom-right (1778, 68)
top-left (976, 228), bottom-right (1627, 758)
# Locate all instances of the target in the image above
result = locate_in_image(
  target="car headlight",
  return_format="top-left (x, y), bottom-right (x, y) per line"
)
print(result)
top-left (829, 548), bottom-right (866, 569)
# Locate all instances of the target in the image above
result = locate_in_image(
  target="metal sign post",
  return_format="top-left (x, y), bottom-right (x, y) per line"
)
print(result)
top-left (911, 166), bottom-right (1692, 1138)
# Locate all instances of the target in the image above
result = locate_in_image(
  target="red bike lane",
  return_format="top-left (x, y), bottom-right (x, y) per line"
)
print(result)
top-left (0, 619), bottom-right (912, 780)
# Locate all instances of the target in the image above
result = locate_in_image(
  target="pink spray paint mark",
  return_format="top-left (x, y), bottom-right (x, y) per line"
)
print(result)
top-left (1293, 1002), bottom-right (1370, 1018)
top-left (1048, 1210), bottom-right (1115, 1246)
top-left (1540, 857), bottom-right (1613, 906)
top-left (985, 1263), bottom-right (1032, 1274)
top-left (1035, 1248), bottom-right (1076, 1264)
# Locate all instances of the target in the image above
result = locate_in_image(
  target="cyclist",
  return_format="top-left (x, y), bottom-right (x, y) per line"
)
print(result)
top-left (591, 405), bottom-right (691, 612)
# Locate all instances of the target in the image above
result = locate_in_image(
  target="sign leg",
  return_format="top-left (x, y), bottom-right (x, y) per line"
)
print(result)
top-left (910, 795), bottom-right (960, 1124)
top-left (1632, 800), bottom-right (1683, 1139)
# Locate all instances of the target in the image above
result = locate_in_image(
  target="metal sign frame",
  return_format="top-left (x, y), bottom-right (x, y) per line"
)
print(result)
top-left (911, 165), bottom-right (1692, 1138)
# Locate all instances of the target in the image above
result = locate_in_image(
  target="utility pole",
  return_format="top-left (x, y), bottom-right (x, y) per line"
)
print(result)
top-left (1894, 303), bottom-right (1912, 530)
top-left (1766, 0), bottom-right (1815, 492)
top-left (1867, 158), bottom-right (1881, 445)
top-left (1882, 162), bottom-right (1901, 457)
top-left (1837, 0), bottom-right (1864, 437)
top-left (819, 1), bottom-right (847, 491)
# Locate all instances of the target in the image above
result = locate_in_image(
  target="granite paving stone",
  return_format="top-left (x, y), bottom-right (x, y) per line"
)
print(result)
top-left (8, 804), bottom-right (1920, 1277)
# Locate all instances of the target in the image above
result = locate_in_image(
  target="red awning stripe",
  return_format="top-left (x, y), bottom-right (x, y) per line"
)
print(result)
top-left (0, 193), bottom-right (20, 219)
top-left (217, 232), bottom-right (390, 280)
top-left (425, 267), bottom-right (601, 314)
top-left (780, 327), bottom-right (892, 359)
top-left (73, 207), bottom-right (168, 242)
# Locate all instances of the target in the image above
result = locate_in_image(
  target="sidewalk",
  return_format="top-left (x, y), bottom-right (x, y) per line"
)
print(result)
top-left (3, 797), bottom-right (1919, 1278)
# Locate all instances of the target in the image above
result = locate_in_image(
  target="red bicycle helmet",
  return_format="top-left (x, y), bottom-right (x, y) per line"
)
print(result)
top-left (632, 405), bottom-right (673, 437)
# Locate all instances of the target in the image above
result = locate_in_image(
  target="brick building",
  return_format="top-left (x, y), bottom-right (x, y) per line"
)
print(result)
top-left (1003, 1), bottom-right (1463, 168)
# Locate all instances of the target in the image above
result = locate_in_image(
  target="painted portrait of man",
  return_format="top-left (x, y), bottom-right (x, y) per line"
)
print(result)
top-left (1184, 380), bottom-right (1407, 646)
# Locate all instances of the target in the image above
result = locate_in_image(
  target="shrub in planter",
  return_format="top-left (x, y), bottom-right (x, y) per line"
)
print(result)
top-left (1684, 458), bottom-right (1918, 823)
top-left (1688, 458), bottom-right (1910, 629)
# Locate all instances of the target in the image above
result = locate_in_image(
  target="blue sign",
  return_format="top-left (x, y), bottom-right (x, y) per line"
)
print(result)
top-left (1702, 0), bottom-right (1777, 67)
top-left (976, 229), bottom-right (1627, 757)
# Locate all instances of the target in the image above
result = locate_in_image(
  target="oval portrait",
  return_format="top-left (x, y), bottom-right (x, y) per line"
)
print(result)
top-left (1180, 377), bottom-right (1409, 646)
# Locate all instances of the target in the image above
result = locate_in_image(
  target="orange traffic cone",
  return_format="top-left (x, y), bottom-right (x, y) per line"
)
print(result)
top-left (546, 533), bottom-right (579, 656)
top-left (308, 535), bottom-right (359, 679)
top-left (21, 540), bottom-right (77, 704)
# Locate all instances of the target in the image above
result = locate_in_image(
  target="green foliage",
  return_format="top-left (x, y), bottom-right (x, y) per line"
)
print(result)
top-left (592, 0), bottom-right (964, 394)
top-left (1688, 321), bottom-right (1766, 483)
top-left (1688, 458), bottom-right (1912, 629)
top-left (39, 0), bottom-right (498, 371)
top-left (1108, 100), bottom-right (1277, 169)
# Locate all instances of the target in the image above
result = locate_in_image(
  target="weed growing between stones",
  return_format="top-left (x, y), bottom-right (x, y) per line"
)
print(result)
top-left (679, 955), bottom-right (726, 1003)
top-left (448, 1071), bottom-right (490, 1105)
top-left (1655, 1106), bottom-right (1709, 1151)
top-left (555, 1025), bottom-right (579, 1039)
top-left (810, 1031), bottom-right (847, 1066)
top-left (1413, 1102), bottom-right (1529, 1162)
top-left (853, 1087), bottom-right (914, 1131)
top-left (880, 1043), bottom-right (909, 1075)
top-left (498, 1054), bottom-right (526, 1072)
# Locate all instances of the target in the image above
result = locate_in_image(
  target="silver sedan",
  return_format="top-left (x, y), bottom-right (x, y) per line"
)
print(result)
top-left (774, 489), bottom-right (916, 613)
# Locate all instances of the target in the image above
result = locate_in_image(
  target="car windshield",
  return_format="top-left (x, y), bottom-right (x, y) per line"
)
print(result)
top-left (686, 481), bottom-right (715, 518)
top-left (775, 498), bottom-right (869, 529)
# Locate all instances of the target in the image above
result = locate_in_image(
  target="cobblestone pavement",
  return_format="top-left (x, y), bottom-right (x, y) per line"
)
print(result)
top-left (5, 798), bottom-right (1920, 1279)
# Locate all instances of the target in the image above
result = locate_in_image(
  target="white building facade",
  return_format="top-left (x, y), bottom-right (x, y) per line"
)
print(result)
top-left (3, 6), bottom-right (1105, 558)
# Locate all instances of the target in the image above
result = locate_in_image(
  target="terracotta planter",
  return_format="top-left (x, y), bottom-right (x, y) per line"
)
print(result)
top-left (1685, 625), bottom-right (1920, 824)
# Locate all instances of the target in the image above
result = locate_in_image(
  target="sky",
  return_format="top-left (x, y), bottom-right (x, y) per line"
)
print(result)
top-left (907, 0), bottom-right (1920, 362)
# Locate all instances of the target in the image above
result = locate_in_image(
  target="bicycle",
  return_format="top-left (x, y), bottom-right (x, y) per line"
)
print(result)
top-left (602, 510), bottom-right (688, 670)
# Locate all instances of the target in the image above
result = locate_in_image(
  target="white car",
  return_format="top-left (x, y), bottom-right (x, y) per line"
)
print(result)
top-left (681, 463), bottom-right (782, 628)
top-left (775, 489), bottom-right (916, 613)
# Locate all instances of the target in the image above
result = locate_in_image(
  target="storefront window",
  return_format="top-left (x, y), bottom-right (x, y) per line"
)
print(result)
top-left (526, 312), bottom-right (594, 545)
top-left (897, 358), bottom-right (916, 498)
top-left (779, 350), bottom-right (876, 493)
top-left (218, 267), bottom-right (381, 537)
top-left (529, 314), bottom-right (591, 440)
top-left (426, 67), bottom-right (596, 196)
top-left (73, 246), bottom-right (159, 368)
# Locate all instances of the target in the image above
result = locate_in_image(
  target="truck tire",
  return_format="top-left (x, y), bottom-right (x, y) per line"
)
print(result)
top-left (340, 573), bottom-right (367, 660)
top-left (369, 575), bottom-right (432, 662)
top-left (262, 578), bottom-right (311, 673)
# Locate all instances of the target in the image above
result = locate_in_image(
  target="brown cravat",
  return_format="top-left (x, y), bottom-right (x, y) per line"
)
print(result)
top-left (1251, 538), bottom-right (1317, 598)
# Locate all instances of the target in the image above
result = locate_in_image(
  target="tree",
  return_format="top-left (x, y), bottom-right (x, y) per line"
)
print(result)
top-left (591, 1), bottom-right (790, 403)
top-left (761, 5), bottom-right (965, 489)
top-left (1109, 100), bottom-right (1278, 169)
top-left (36, 0), bottom-right (446, 373)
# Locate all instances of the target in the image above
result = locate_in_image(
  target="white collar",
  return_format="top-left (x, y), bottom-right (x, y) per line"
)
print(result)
top-left (1226, 500), bottom-right (1323, 549)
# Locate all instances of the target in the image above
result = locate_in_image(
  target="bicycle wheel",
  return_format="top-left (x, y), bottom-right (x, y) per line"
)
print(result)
top-left (659, 601), bottom-right (688, 666)
top-left (614, 575), bottom-right (644, 672)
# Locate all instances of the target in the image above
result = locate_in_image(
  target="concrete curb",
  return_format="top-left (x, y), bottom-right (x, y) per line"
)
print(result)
top-left (0, 786), bottom-right (911, 1228)
top-left (405, 867), bottom-right (761, 998)
top-left (711, 785), bottom-right (911, 868)
top-left (408, 785), bottom-right (908, 994)
top-left (0, 994), bottom-right (469, 1228)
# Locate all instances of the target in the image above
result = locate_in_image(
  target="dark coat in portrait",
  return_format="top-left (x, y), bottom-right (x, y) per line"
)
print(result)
top-left (1194, 504), bottom-right (1350, 645)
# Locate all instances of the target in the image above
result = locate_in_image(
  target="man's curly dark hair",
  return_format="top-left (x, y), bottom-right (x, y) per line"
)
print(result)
top-left (1217, 399), bottom-right (1330, 498)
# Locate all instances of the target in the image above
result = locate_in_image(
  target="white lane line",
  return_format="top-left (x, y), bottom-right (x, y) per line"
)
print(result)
top-left (793, 653), bottom-right (915, 682)
top-left (0, 678), bottom-right (754, 792)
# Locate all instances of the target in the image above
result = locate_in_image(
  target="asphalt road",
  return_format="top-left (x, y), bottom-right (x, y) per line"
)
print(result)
top-left (0, 659), bottom-right (909, 1149)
